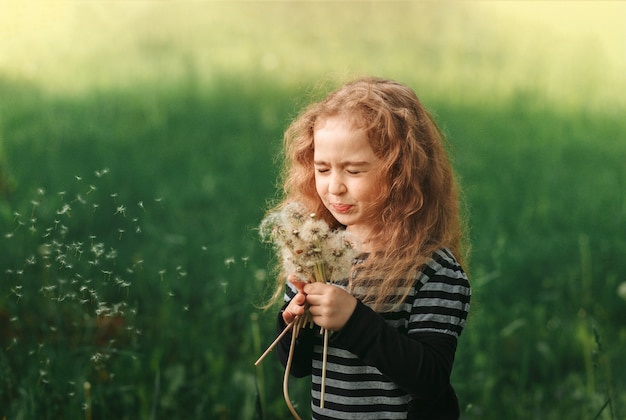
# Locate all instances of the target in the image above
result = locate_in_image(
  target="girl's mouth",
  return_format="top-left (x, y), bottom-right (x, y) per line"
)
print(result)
top-left (331, 203), bottom-right (352, 214)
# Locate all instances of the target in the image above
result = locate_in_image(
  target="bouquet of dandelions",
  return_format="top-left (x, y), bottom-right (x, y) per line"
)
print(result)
top-left (255, 202), bottom-right (360, 418)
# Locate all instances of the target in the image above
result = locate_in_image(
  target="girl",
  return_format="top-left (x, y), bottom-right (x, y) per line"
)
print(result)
top-left (267, 77), bottom-right (471, 419)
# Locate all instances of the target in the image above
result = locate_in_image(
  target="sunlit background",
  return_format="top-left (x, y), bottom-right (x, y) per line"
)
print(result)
top-left (1, 2), bottom-right (625, 419)
top-left (2, 1), bottom-right (624, 109)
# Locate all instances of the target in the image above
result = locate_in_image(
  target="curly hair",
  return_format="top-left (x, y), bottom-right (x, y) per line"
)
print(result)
top-left (269, 77), bottom-right (468, 309)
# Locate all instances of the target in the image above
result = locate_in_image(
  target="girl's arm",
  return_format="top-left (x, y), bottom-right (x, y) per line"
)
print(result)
top-left (329, 299), bottom-right (458, 401)
top-left (329, 252), bottom-right (471, 404)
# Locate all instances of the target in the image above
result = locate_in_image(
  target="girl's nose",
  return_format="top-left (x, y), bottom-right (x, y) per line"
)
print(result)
top-left (328, 174), bottom-right (346, 195)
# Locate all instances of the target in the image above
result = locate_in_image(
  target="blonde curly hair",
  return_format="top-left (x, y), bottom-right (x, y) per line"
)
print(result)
top-left (268, 77), bottom-right (468, 309)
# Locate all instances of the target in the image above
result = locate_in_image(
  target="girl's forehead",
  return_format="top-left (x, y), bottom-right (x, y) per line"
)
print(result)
top-left (313, 117), bottom-right (377, 162)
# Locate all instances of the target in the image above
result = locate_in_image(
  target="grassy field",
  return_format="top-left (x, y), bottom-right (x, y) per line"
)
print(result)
top-left (1, 2), bottom-right (625, 419)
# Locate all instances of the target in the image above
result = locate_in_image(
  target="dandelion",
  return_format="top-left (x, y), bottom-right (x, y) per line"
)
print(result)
top-left (95, 167), bottom-right (109, 177)
top-left (255, 202), bottom-right (360, 415)
top-left (57, 204), bottom-right (71, 216)
top-left (31, 200), bottom-right (40, 218)
top-left (11, 287), bottom-right (23, 302)
top-left (219, 281), bottom-right (228, 293)
top-left (90, 352), bottom-right (109, 363)
top-left (59, 224), bottom-right (69, 236)
top-left (7, 337), bottom-right (17, 350)
top-left (40, 285), bottom-right (57, 294)
top-left (114, 205), bottom-right (126, 216)
top-left (101, 270), bottom-right (113, 281)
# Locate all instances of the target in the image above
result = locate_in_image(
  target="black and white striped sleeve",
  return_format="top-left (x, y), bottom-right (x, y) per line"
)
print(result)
top-left (330, 249), bottom-right (471, 403)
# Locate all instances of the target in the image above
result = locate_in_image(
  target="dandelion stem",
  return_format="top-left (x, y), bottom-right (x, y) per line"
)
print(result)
top-left (254, 317), bottom-right (297, 366)
top-left (284, 318), bottom-right (303, 420)
top-left (320, 328), bottom-right (329, 408)
top-left (313, 260), bottom-right (329, 409)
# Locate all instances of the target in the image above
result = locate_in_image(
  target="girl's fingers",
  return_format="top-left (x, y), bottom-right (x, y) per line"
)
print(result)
top-left (288, 275), bottom-right (308, 293)
top-left (283, 277), bottom-right (308, 323)
top-left (302, 283), bottom-right (357, 331)
top-left (283, 303), bottom-right (304, 323)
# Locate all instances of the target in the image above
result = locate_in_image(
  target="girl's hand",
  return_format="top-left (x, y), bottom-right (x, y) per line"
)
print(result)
top-left (302, 282), bottom-right (357, 331)
top-left (282, 275), bottom-right (308, 324)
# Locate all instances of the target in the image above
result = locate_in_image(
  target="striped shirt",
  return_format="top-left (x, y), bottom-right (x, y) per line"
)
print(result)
top-left (277, 248), bottom-right (471, 419)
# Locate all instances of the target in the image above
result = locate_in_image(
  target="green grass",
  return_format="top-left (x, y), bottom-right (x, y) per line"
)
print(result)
top-left (442, 99), bottom-right (626, 418)
top-left (0, 77), bottom-right (291, 418)
top-left (1, 75), bottom-right (624, 419)
top-left (1, 2), bottom-right (625, 418)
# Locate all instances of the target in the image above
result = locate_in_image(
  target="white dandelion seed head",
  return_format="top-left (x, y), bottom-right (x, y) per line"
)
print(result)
top-left (299, 219), bottom-right (330, 244)
top-left (260, 202), bottom-right (361, 284)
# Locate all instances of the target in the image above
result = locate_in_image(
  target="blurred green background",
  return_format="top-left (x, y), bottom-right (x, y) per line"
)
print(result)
top-left (1, 2), bottom-right (625, 419)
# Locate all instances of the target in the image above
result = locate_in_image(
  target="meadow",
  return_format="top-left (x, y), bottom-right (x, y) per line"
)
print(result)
top-left (1, 2), bottom-right (625, 419)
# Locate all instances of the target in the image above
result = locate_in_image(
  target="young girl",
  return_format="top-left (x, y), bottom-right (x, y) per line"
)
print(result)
top-left (267, 77), bottom-right (471, 419)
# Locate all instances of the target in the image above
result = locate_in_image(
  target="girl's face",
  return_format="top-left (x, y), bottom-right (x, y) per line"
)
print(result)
top-left (313, 116), bottom-right (383, 244)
